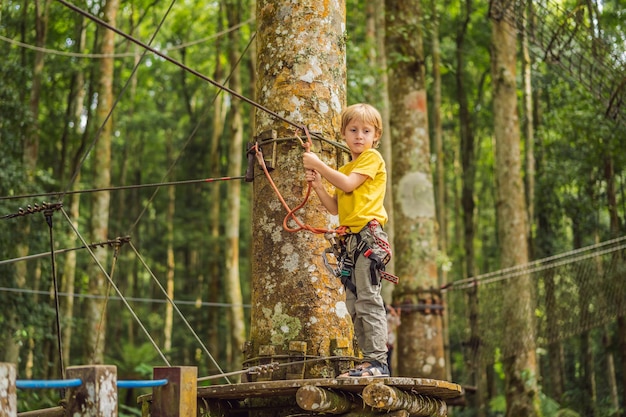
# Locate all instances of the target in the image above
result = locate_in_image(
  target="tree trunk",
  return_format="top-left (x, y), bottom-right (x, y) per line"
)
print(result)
top-left (573, 212), bottom-right (597, 417)
top-left (490, 2), bottom-right (540, 416)
top-left (164, 136), bottom-right (175, 356)
top-left (85, 0), bottom-right (119, 364)
top-left (224, 0), bottom-right (246, 377)
top-left (386, 0), bottom-right (445, 380)
top-left (6, 0), bottom-right (51, 368)
top-left (59, 15), bottom-right (87, 369)
top-left (603, 152), bottom-right (622, 417)
top-left (430, 0), bottom-right (452, 386)
top-left (371, 0), bottom-right (396, 305)
top-left (522, 2), bottom-right (535, 257)
top-left (250, 0), bottom-right (352, 379)
top-left (205, 4), bottom-right (227, 370)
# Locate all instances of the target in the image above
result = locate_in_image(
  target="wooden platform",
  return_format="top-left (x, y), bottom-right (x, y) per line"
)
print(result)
top-left (139, 376), bottom-right (464, 417)
top-left (197, 377), bottom-right (463, 401)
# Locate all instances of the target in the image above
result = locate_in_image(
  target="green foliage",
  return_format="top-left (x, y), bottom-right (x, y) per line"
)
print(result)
top-left (1, 0), bottom-right (625, 415)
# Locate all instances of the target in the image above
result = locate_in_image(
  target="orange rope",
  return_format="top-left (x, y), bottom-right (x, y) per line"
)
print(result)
top-left (253, 127), bottom-right (347, 236)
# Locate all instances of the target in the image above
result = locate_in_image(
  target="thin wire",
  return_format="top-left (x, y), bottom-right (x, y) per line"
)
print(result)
top-left (0, 19), bottom-right (254, 58)
top-left (197, 355), bottom-right (361, 382)
top-left (0, 286), bottom-right (250, 308)
top-left (0, 238), bottom-right (128, 266)
top-left (129, 241), bottom-right (230, 383)
top-left (0, 176), bottom-right (245, 202)
top-left (60, 207), bottom-right (171, 366)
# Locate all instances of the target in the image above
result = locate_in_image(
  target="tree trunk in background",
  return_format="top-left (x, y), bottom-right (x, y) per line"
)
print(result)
top-left (24, 0), bottom-right (49, 175)
top-left (386, 0), bottom-right (445, 380)
top-left (20, 17), bottom-right (46, 376)
top-left (490, 2), bottom-right (540, 416)
top-left (224, 0), bottom-right (246, 377)
top-left (374, 0), bottom-right (396, 304)
top-left (250, 0), bottom-right (353, 380)
top-left (430, 0), bottom-right (452, 385)
top-left (431, 0), bottom-right (445, 287)
top-left (60, 16), bottom-right (87, 368)
top-left (85, 0), bottom-right (119, 364)
top-left (603, 153), bottom-right (623, 417)
top-left (164, 136), bottom-right (175, 356)
top-left (62, 185), bottom-right (81, 367)
top-left (456, 0), bottom-right (486, 413)
top-left (522, 2), bottom-right (535, 257)
top-left (205, 2), bottom-right (226, 369)
top-left (6, 0), bottom-right (51, 367)
top-left (534, 80), bottom-right (565, 403)
top-left (457, 0), bottom-right (476, 285)
top-left (572, 206), bottom-right (597, 417)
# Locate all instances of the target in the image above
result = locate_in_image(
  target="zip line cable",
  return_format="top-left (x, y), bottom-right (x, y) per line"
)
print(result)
top-left (60, 207), bottom-right (171, 366)
top-left (129, 241), bottom-right (232, 384)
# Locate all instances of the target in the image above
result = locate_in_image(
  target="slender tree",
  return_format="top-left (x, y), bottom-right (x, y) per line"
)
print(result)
top-left (386, 0), bottom-right (446, 380)
top-left (205, 2), bottom-right (227, 368)
top-left (164, 135), bottom-right (175, 355)
top-left (224, 0), bottom-right (246, 376)
top-left (490, 1), bottom-right (540, 415)
top-left (522, 1), bottom-right (535, 256)
top-left (85, 0), bottom-right (119, 363)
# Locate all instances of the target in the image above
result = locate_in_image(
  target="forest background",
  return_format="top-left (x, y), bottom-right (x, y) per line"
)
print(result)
top-left (0, 0), bottom-right (625, 416)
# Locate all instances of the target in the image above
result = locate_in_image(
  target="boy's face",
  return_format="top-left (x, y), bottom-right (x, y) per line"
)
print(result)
top-left (343, 118), bottom-right (380, 159)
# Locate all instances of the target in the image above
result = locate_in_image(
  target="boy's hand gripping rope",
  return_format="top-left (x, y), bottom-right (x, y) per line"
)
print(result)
top-left (251, 127), bottom-right (401, 286)
top-left (252, 126), bottom-right (348, 236)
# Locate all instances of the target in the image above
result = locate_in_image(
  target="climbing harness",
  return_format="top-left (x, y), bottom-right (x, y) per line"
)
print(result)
top-left (322, 221), bottom-right (398, 296)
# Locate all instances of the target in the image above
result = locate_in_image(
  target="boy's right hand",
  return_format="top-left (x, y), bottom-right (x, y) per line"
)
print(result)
top-left (305, 169), bottom-right (322, 189)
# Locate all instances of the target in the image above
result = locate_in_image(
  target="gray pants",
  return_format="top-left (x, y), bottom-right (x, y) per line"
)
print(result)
top-left (345, 223), bottom-right (389, 366)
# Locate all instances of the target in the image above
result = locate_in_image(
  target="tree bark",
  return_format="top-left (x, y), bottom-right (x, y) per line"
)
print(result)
top-left (164, 136), bottom-right (175, 356)
top-left (85, 0), bottom-right (119, 364)
top-left (370, 0), bottom-right (396, 305)
top-left (522, 2), bottom-right (535, 257)
top-left (490, 2), bottom-right (540, 416)
top-left (250, 0), bottom-right (352, 379)
top-left (386, 0), bottom-right (445, 380)
top-left (603, 152), bottom-right (623, 417)
top-left (205, 2), bottom-right (227, 370)
top-left (224, 0), bottom-right (247, 378)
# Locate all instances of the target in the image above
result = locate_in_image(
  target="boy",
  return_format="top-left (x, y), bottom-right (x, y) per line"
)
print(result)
top-left (303, 103), bottom-right (391, 377)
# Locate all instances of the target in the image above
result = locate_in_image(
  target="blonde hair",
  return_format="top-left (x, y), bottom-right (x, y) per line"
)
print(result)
top-left (340, 103), bottom-right (383, 147)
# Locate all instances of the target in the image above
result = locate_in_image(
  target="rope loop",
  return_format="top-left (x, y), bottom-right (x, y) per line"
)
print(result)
top-left (253, 127), bottom-right (346, 236)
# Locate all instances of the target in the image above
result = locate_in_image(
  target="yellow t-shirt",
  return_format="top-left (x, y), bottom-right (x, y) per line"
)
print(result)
top-left (336, 149), bottom-right (388, 233)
